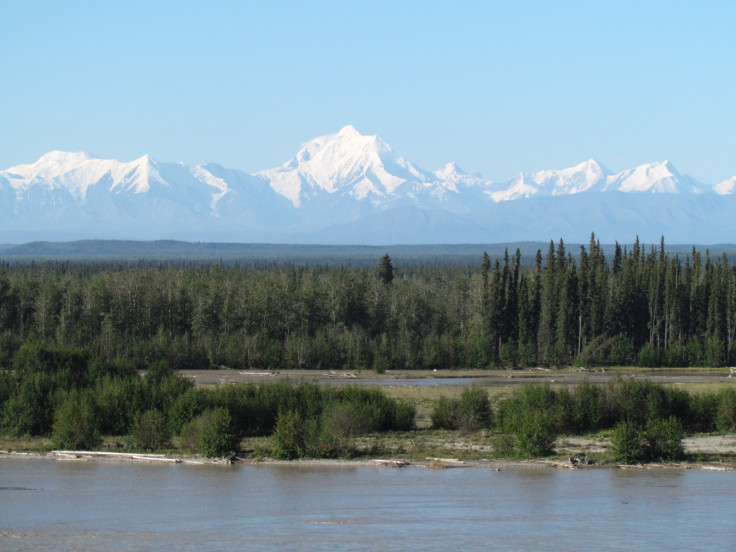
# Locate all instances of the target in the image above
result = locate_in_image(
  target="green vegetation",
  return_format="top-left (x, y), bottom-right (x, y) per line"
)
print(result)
top-left (611, 417), bottom-right (684, 464)
top-left (1, 234), bottom-right (735, 371)
top-left (0, 350), bottom-right (415, 458)
top-left (430, 385), bottom-right (493, 432)
top-left (2, 236), bottom-right (736, 464)
top-left (1, 349), bottom-right (734, 464)
top-left (431, 379), bottom-right (734, 463)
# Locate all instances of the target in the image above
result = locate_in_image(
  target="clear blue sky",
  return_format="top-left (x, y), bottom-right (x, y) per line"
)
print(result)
top-left (2, 0), bottom-right (734, 184)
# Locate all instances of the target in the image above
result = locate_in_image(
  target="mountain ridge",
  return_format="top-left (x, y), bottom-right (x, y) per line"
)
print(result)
top-left (2, 125), bottom-right (735, 244)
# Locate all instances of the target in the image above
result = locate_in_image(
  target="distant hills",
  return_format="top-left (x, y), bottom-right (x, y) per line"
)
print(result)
top-left (2, 125), bottom-right (735, 244)
top-left (3, 240), bottom-right (736, 267)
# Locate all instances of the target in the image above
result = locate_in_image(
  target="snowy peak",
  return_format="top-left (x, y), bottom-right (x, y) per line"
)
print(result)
top-left (4, 152), bottom-right (164, 198)
top-left (487, 159), bottom-right (608, 202)
top-left (530, 158), bottom-right (609, 194)
top-left (1, 126), bottom-right (731, 246)
top-left (604, 160), bottom-right (705, 194)
top-left (336, 124), bottom-right (361, 137)
top-left (434, 162), bottom-right (471, 181)
top-left (487, 172), bottom-right (536, 202)
top-left (0, 151), bottom-right (240, 217)
top-left (715, 176), bottom-right (736, 195)
top-left (259, 125), bottom-right (431, 206)
top-left (31, 150), bottom-right (96, 172)
top-left (484, 158), bottom-right (712, 202)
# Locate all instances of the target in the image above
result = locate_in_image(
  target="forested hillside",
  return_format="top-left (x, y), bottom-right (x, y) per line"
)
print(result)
top-left (1, 234), bottom-right (735, 371)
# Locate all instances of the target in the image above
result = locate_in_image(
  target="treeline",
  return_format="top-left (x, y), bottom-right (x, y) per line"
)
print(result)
top-left (1, 233), bottom-right (735, 370)
top-left (0, 347), bottom-right (415, 457)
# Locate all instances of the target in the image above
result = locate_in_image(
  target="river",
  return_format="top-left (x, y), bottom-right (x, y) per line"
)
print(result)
top-left (1, 458), bottom-right (734, 551)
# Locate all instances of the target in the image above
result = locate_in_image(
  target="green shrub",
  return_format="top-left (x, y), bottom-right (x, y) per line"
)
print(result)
top-left (491, 434), bottom-right (517, 458)
top-left (393, 400), bottom-right (416, 431)
top-left (133, 410), bottom-right (170, 451)
top-left (13, 344), bottom-right (90, 390)
top-left (706, 336), bottom-right (726, 367)
top-left (94, 376), bottom-right (141, 435)
top-left (612, 417), bottom-right (684, 464)
top-left (513, 411), bottom-right (556, 458)
top-left (612, 420), bottom-right (646, 464)
top-left (689, 392), bottom-right (720, 433)
top-left (321, 403), bottom-right (374, 439)
top-left (498, 384), bottom-right (564, 434)
top-left (637, 345), bottom-right (661, 367)
top-left (372, 353), bottom-right (389, 374)
top-left (183, 407), bottom-right (238, 457)
top-left (569, 380), bottom-right (606, 433)
top-left (1, 372), bottom-right (55, 436)
top-left (457, 385), bottom-right (493, 431)
top-left (306, 419), bottom-right (344, 459)
top-left (168, 387), bottom-right (209, 436)
top-left (715, 388), bottom-right (736, 432)
top-left (271, 409), bottom-right (307, 460)
top-left (645, 417), bottom-right (684, 461)
top-left (51, 391), bottom-right (101, 450)
top-left (608, 379), bottom-right (689, 428)
top-left (431, 395), bottom-right (460, 430)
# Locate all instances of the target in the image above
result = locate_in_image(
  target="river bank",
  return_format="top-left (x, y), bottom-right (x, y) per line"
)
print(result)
top-left (3, 430), bottom-right (734, 471)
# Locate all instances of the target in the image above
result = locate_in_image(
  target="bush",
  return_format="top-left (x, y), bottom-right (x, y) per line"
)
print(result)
top-left (94, 376), bottom-right (141, 435)
top-left (645, 417), bottom-right (684, 461)
top-left (706, 337), bottom-right (726, 367)
top-left (313, 404), bottom-right (366, 458)
top-left (491, 434), bottom-right (517, 458)
top-left (495, 384), bottom-right (560, 458)
top-left (183, 407), bottom-right (238, 458)
top-left (715, 389), bottom-right (736, 432)
top-left (168, 387), bottom-right (209, 436)
top-left (637, 345), bottom-right (661, 367)
top-left (498, 384), bottom-right (565, 433)
top-left (133, 410), bottom-right (170, 451)
top-left (1, 373), bottom-right (55, 436)
top-left (569, 380), bottom-right (606, 433)
top-left (608, 378), bottom-right (690, 428)
top-left (612, 420), bottom-right (646, 464)
top-left (431, 395), bottom-right (460, 430)
top-left (612, 417), bottom-right (684, 464)
top-left (51, 392), bottom-right (101, 450)
top-left (271, 409), bottom-right (307, 460)
top-left (321, 403), bottom-right (374, 439)
top-left (689, 392), bottom-right (720, 433)
top-left (393, 400), bottom-right (416, 431)
top-left (457, 385), bottom-right (493, 431)
top-left (513, 411), bottom-right (556, 458)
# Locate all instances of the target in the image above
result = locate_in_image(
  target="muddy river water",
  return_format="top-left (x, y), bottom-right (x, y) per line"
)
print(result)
top-left (1, 457), bottom-right (734, 551)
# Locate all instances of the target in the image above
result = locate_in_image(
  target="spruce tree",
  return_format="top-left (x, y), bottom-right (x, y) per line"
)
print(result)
top-left (378, 254), bottom-right (394, 285)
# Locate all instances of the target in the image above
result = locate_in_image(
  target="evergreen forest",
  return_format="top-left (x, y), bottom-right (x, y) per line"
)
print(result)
top-left (1, 234), bottom-right (735, 372)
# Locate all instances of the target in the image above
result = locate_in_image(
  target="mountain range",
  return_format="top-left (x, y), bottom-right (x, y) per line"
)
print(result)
top-left (1, 125), bottom-right (735, 245)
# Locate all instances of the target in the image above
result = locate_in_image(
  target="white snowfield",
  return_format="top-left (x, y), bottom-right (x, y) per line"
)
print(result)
top-left (0, 125), bottom-right (734, 244)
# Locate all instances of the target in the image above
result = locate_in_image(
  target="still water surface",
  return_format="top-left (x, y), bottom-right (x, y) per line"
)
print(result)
top-left (1, 458), bottom-right (734, 551)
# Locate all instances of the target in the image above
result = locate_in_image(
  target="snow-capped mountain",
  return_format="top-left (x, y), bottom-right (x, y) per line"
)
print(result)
top-left (256, 125), bottom-right (465, 211)
top-left (484, 159), bottom-right (708, 202)
top-left (602, 160), bottom-right (707, 194)
top-left (715, 176), bottom-right (736, 195)
top-left (1, 125), bottom-right (735, 245)
top-left (4, 150), bottom-right (230, 209)
top-left (487, 159), bottom-right (610, 202)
